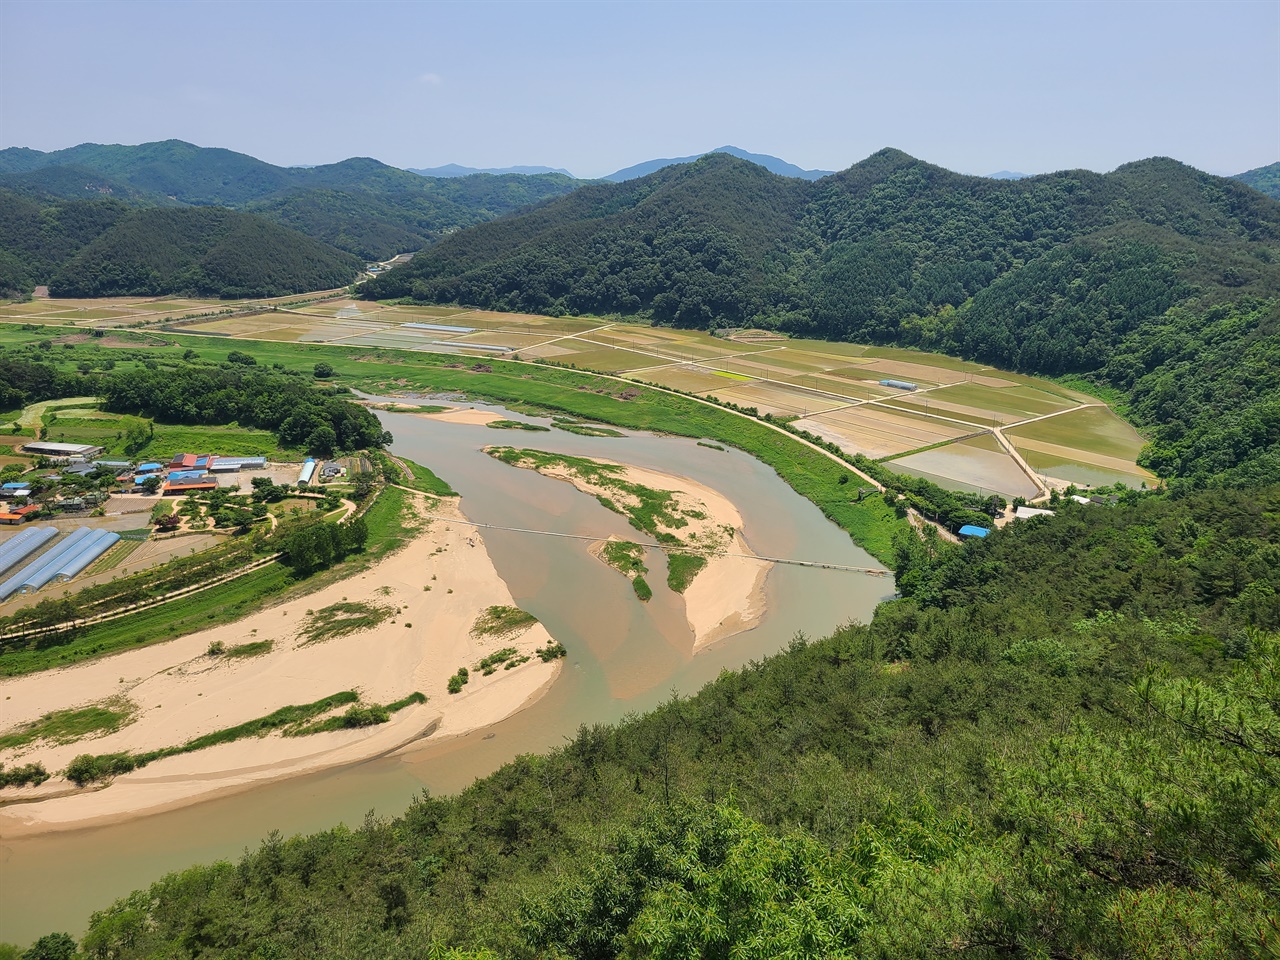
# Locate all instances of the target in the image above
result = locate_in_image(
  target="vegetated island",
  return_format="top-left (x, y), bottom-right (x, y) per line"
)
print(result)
top-left (485, 447), bottom-right (769, 650)
top-left (0, 488), bottom-right (564, 836)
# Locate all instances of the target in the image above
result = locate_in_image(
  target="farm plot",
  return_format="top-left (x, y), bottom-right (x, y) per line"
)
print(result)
top-left (297, 320), bottom-right (395, 342)
top-left (861, 345), bottom-right (984, 373)
top-left (1006, 405), bottom-right (1149, 462)
top-left (376, 305), bottom-right (477, 321)
top-left (625, 365), bottom-right (732, 393)
top-left (793, 404), bottom-right (973, 458)
top-left (703, 382), bottom-right (848, 418)
top-left (918, 382), bottom-right (1080, 420)
top-left (453, 331), bottom-right (552, 350)
top-left (1017, 449), bottom-right (1154, 489)
top-left (890, 434), bottom-right (1040, 499)
top-left (787, 374), bottom-right (892, 401)
top-left (542, 345), bottom-right (659, 372)
top-left (183, 316), bottom-right (306, 337)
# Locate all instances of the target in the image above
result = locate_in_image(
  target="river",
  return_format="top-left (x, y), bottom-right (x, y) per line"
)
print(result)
top-left (0, 400), bottom-right (894, 944)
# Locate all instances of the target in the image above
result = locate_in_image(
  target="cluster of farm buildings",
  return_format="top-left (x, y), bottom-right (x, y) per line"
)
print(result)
top-left (2, 443), bottom-right (344, 528)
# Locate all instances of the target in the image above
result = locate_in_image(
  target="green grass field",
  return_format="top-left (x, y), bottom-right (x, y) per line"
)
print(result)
top-left (1006, 405), bottom-right (1148, 461)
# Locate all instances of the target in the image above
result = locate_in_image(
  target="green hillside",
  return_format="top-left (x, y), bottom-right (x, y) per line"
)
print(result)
top-left (0, 189), bottom-right (129, 295)
top-left (1235, 160), bottom-right (1280, 200)
top-left (0, 189), bottom-right (362, 298)
top-left (50, 206), bottom-right (363, 298)
top-left (364, 149), bottom-right (1280, 347)
top-left (0, 140), bottom-right (584, 260)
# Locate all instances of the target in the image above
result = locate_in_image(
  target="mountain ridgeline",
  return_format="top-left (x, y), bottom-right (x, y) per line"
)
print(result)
top-left (0, 140), bottom-right (582, 262)
top-left (363, 149), bottom-right (1280, 486)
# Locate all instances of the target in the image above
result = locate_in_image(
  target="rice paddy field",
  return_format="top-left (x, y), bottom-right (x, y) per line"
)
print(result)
top-left (1, 295), bottom-right (1157, 497)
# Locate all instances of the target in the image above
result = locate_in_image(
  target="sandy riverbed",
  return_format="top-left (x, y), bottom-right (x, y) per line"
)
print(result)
top-left (0, 495), bottom-right (561, 837)
top-left (497, 452), bottom-right (771, 651)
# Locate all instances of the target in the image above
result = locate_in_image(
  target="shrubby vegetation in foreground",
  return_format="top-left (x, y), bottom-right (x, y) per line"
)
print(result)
top-left (57, 487), bottom-right (1279, 958)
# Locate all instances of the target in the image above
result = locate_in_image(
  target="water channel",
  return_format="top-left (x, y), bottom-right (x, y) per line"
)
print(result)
top-left (0, 400), bottom-right (895, 943)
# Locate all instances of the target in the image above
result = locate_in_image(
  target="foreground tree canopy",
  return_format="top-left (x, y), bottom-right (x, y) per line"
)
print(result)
top-left (56, 485), bottom-right (1278, 959)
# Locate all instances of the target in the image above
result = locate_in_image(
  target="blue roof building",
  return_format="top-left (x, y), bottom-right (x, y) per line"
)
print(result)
top-left (958, 524), bottom-right (990, 538)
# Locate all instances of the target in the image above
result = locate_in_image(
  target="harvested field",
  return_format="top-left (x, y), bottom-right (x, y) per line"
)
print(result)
top-left (183, 316), bottom-right (302, 336)
top-left (861, 345), bottom-right (982, 372)
top-left (703, 383), bottom-right (847, 418)
top-left (857, 359), bottom-right (954, 387)
top-left (787, 374), bottom-right (892, 401)
top-left (520, 342), bottom-right (580, 359)
top-left (454, 332), bottom-right (549, 349)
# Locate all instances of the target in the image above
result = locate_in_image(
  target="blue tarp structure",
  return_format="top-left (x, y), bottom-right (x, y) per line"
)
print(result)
top-left (958, 524), bottom-right (990, 538)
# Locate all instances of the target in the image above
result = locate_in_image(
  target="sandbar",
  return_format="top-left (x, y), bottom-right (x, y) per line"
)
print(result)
top-left (497, 451), bottom-right (771, 651)
top-left (0, 496), bottom-right (562, 837)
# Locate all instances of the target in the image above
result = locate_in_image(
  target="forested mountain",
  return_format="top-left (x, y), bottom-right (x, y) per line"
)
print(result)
top-left (0, 189), bottom-right (362, 298)
top-left (0, 140), bottom-right (583, 260)
top-left (363, 149), bottom-right (1280, 485)
top-left (1235, 160), bottom-right (1280, 200)
top-left (604, 145), bottom-right (834, 181)
top-left (57, 484), bottom-right (1279, 959)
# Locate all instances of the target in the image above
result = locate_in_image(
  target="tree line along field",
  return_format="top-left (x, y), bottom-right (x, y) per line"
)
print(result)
top-left (29, 296), bottom-right (1156, 495)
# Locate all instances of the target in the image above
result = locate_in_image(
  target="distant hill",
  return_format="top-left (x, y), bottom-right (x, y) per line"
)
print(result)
top-left (985, 170), bottom-right (1031, 180)
top-left (0, 189), bottom-right (361, 298)
top-left (604, 146), bottom-right (833, 182)
top-left (0, 140), bottom-right (583, 260)
top-left (1235, 161), bottom-right (1280, 200)
top-left (409, 163), bottom-right (576, 178)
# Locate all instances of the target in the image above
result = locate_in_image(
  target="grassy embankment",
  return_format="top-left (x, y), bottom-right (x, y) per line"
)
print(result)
top-left (0, 484), bottom-right (410, 677)
top-left (376, 451), bottom-right (456, 496)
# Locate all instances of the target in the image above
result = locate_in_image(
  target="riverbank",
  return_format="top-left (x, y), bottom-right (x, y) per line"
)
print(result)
top-left (0, 496), bottom-right (562, 837)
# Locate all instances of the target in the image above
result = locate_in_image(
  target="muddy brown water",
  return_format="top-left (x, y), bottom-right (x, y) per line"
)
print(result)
top-left (0, 401), bottom-right (894, 944)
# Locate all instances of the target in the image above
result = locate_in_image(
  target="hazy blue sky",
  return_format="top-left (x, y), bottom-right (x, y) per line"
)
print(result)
top-left (2, 0), bottom-right (1276, 178)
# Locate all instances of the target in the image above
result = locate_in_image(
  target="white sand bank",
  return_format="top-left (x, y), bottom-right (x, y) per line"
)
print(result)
top-left (0, 497), bottom-right (561, 837)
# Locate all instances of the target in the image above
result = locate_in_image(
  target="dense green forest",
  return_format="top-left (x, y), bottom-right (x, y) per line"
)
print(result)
top-left (362, 149), bottom-right (1280, 341)
top-left (0, 355), bottom-right (388, 456)
top-left (0, 190), bottom-right (362, 298)
top-left (27, 486), bottom-right (1271, 959)
top-left (1235, 161), bottom-right (1280, 201)
top-left (362, 149), bottom-right (1280, 485)
top-left (0, 140), bottom-right (582, 261)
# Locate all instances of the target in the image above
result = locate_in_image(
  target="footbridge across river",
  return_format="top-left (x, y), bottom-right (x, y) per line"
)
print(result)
top-left (423, 513), bottom-right (892, 577)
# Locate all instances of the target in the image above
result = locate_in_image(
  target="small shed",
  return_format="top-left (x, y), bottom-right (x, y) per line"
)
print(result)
top-left (958, 524), bottom-right (990, 538)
